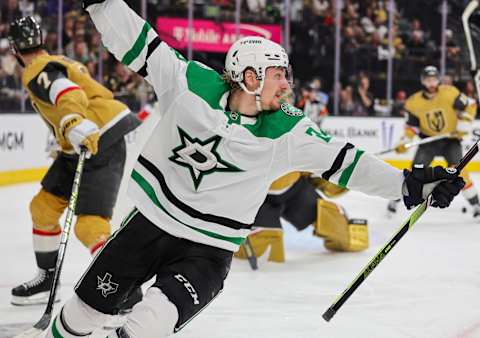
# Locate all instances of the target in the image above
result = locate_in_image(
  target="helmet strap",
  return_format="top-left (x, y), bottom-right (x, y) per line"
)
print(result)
top-left (239, 78), bottom-right (265, 113)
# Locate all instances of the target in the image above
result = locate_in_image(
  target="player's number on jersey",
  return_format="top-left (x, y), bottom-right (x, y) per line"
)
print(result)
top-left (306, 127), bottom-right (331, 143)
top-left (37, 71), bottom-right (52, 89)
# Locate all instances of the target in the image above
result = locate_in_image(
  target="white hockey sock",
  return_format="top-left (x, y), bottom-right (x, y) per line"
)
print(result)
top-left (47, 295), bottom-right (115, 337)
top-left (122, 287), bottom-right (179, 338)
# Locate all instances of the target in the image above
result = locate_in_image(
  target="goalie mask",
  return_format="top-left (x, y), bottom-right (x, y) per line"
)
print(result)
top-left (225, 36), bottom-right (289, 111)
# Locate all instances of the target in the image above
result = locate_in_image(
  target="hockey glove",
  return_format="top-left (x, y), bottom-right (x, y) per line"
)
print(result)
top-left (402, 165), bottom-right (465, 209)
top-left (395, 142), bottom-right (408, 154)
top-left (82, 0), bottom-right (105, 10)
top-left (61, 115), bottom-right (100, 158)
top-left (452, 116), bottom-right (473, 140)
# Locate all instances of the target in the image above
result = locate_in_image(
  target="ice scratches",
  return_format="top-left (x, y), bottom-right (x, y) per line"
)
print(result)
top-left (0, 323), bottom-right (32, 338)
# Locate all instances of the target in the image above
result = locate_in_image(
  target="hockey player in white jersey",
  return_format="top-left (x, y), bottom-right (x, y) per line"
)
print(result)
top-left (43, 0), bottom-right (465, 336)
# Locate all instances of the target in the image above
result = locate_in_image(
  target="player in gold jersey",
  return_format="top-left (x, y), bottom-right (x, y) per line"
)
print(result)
top-left (8, 16), bottom-right (141, 305)
top-left (388, 66), bottom-right (480, 216)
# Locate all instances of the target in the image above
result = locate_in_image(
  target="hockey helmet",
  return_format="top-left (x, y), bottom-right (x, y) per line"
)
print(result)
top-left (225, 36), bottom-right (289, 84)
top-left (8, 16), bottom-right (43, 53)
top-left (420, 65), bottom-right (440, 82)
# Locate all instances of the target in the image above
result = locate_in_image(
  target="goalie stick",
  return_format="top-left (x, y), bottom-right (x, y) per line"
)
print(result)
top-left (14, 149), bottom-right (87, 338)
top-left (322, 1), bottom-right (480, 322)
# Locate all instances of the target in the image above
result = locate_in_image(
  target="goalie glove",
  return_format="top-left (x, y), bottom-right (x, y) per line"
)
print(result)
top-left (402, 165), bottom-right (465, 209)
top-left (82, 0), bottom-right (105, 10)
top-left (60, 114), bottom-right (100, 158)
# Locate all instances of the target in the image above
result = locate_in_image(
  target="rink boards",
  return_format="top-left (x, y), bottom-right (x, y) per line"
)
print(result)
top-left (2, 114), bottom-right (480, 186)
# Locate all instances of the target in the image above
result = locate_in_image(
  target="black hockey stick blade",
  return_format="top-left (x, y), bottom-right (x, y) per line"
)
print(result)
top-left (322, 140), bottom-right (479, 322)
top-left (33, 313), bottom-right (51, 331)
top-left (243, 236), bottom-right (258, 270)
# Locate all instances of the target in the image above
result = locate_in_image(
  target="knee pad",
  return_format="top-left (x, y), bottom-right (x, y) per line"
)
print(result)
top-left (30, 189), bottom-right (67, 232)
top-left (74, 215), bottom-right (111, 253)
top-left (123, 287), bottom-right (179, 338)
top-left (234, 228), bottom-right (285, 263)
top-left (314, 199), bottom-right (368, 252)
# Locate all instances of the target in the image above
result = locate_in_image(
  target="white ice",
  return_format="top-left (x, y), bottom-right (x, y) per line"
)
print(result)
top-left (2, 180), bottom-right (480, 338)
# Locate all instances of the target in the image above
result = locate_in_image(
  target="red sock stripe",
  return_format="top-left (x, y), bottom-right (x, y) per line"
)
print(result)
top-left (464, 182), bottom-right (473, 190)
top-left (90, 240), bottom-right (106, 255)
top-left (55, 86), bottom-right (81, 105)
top-left (33, 228), bottom-right (62, 236)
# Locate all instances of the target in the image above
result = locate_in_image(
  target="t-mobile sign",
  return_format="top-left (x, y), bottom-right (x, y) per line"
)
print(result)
top-left (156, 17), bottom-right (282, 53)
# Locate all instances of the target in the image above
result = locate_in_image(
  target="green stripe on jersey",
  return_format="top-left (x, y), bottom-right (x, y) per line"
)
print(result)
top-left (121, 22), bottom-right (152, 66)
top-left (186, 61), bottom-right (230, 110)
top-left (131, 169), bottom-right (244, 245)
top-left (338, 149), bottom-right (365, 188)
top-left (51, 317), bottom-right (63, 338)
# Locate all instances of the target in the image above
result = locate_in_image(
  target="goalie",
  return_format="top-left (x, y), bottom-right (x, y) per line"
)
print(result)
top-left (235, 172), bottom-right (367, 263)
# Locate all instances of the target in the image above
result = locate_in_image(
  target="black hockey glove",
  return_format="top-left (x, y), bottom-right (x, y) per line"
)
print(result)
top-left (403, 165), bottom-right (465, 209)
top-left (82, 0), bottom-right (105, 10)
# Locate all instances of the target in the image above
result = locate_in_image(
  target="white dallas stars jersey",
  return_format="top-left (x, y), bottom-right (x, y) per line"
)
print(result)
top-left (88, 0), bottom-right (404, 252)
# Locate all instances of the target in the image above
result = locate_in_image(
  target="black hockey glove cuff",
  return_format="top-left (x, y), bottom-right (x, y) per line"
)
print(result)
top-left (82, 0), bottom-right (105, 10)
top-left (402, 165), bottom-right (465, 209)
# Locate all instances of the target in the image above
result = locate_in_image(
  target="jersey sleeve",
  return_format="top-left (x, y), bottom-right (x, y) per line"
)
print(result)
top-left (27, 61), bottom-right (89, 117)
top-left (287, 118), bottom-right (404, 200)
top-left (454, 92), bottom-right (477, 121)
top-left (86, 0), bottom-right (188, 100)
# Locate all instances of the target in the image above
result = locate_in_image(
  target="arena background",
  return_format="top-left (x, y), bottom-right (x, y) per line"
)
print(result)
top-left (1, 0), bottom-right (480, 186)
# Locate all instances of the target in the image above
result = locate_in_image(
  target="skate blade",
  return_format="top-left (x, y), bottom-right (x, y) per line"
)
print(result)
top-left (11, 292), bottom-right (60, 306)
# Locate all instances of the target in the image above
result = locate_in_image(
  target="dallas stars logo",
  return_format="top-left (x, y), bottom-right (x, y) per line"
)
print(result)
top-left (96, 272), bottom-right (119, 298)
top-left (169, 127), bottom-right (243, 190)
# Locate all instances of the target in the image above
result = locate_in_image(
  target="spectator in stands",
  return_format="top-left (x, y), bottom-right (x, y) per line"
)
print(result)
top-left (73, 39), bottom-right (90, 64)
top-left (465, 79), bottom-right (477, 102)
top-left (352, 73), bottom-right (374, 116)
top-left (44, 31), bottom-right (59, 53)
top-left (0, 0), bottom-right (22, 38)
top-left (339, 85), bottom-right (355, 116)
top-left (391, 90), bottom-right (407, 117)
top-left (106, 61), bottom-right (140, 109)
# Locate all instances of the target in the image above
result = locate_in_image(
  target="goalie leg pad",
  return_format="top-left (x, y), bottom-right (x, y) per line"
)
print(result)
top-left (314, 199), bottom-right (369, 252)
top-left (74, 215), bottom-right (111, 253)
top-left (234, 228), bottom-right (285, 262)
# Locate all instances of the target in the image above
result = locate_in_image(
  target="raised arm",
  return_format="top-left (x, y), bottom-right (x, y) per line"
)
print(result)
top-left (83, 0), bottom-right (188, 98)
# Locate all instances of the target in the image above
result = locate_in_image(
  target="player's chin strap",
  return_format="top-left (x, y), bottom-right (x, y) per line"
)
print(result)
top-left (239, 79), bottom-right (265, 113)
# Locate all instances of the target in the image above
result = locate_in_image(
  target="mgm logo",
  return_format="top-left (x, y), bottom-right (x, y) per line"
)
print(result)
top-left (426, 110), bottom-right (445, 132)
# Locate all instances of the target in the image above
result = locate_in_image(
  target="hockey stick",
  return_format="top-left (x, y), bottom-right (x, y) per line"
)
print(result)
top-left (375, 133), bottom-right (452, 156)
top-left (322, 140), bottom-right (479, 322)
top-left (242, 236), bottom-right (258, 270)
top-left (14, 149), bottom-right (87, 338)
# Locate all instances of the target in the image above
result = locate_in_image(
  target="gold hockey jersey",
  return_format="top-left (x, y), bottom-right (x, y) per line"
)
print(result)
top-left (404, 85), bottom-right (476, 138)
top-left (22, 53), bottom-right (140, 152)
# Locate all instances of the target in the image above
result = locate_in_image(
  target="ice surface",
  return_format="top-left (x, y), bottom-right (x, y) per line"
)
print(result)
top-left (2, 179), bottom-right (480, 338)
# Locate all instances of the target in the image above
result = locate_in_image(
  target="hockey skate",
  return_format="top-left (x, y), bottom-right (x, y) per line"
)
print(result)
top-left (11, 268), bottom-right (59, 306)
